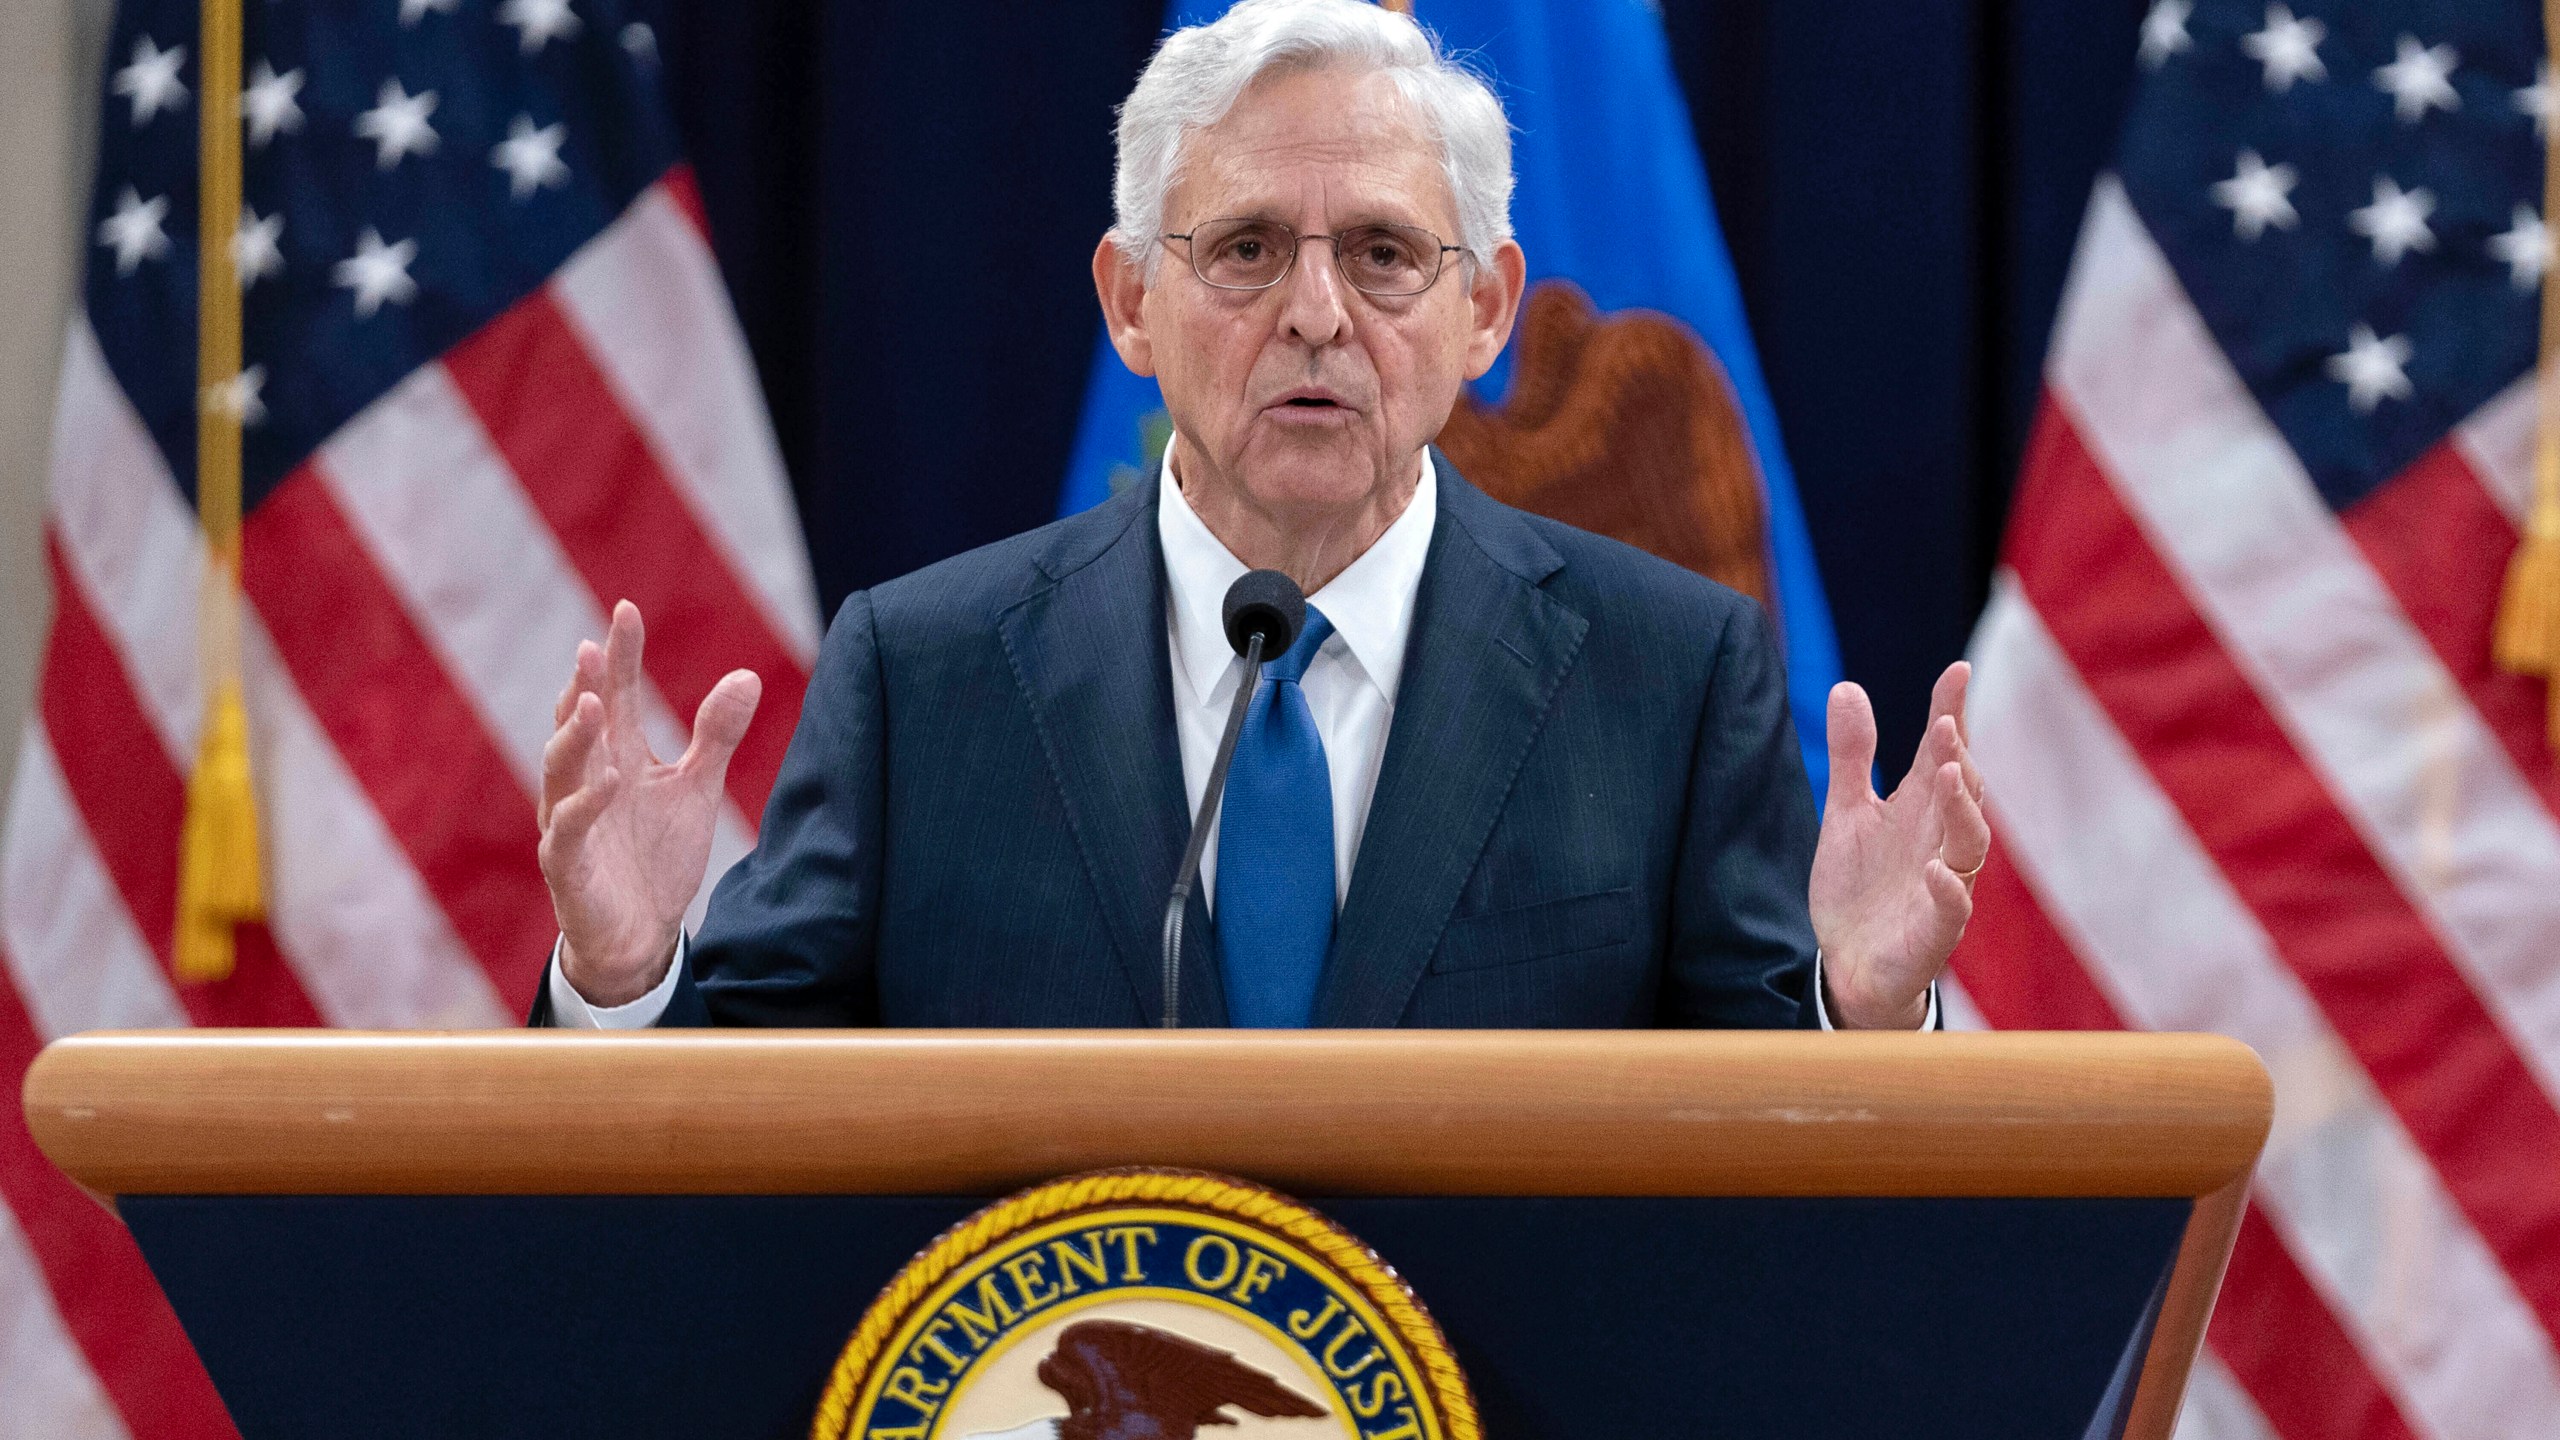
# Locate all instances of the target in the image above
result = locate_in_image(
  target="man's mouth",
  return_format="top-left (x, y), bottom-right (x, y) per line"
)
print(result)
top-left (1266, 387), bottom-right (1356, 416)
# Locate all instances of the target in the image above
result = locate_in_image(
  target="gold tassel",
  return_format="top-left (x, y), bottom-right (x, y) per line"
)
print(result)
top-left (175, 0), bottom-right (259, 983)
top-left (2496, 372), bottom-right (2560, 754)
top-left (2494, 419), bottom-right (2560, 673)
top-left (2496, 0), bottom-right (2560, 749)
top-left (2503, 529), bottom-right (2560, 749)
top-left (174, 683), bottom-right (263, 981)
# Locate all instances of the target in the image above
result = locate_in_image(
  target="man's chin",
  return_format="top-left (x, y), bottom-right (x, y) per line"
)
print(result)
top-left (1234, 443), bottom-right (1408, 512)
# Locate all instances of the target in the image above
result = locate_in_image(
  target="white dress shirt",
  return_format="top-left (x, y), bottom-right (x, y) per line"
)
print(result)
top-left (1160, 445), bottom-right (1435, 911)
top-left (548, 444), bottom-right (1921, 1029)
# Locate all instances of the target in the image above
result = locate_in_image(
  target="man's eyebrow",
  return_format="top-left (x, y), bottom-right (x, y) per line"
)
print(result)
top-left (1191, 205), bottom-right (1440, 231)
top-left (1336, 208), bottom-right (1436, 231)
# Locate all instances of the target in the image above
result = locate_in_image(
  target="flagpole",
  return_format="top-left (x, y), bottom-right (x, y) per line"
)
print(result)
top-left (2495, 0), bottom-right (2560, 747)
top-left (176, 0), bottom-right (263, 983)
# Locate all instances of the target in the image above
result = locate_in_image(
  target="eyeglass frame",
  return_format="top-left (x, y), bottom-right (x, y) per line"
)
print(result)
top-left (1160, 218), bottom-right (1470, 297)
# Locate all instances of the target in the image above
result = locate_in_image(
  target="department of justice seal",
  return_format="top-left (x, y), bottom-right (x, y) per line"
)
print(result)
top-left (811, 1169), bottom-right (1477, 1440)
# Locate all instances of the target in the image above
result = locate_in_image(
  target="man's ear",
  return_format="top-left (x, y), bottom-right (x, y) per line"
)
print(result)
top-left (1093, 235), bottom-right (1157, 377)
top-left (1461, 239), bottom-right (1528, 381)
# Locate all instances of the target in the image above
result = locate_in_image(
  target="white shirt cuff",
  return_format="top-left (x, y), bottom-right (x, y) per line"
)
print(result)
top-left (1810, 952), bottom-right (1938, 1031)
top-left (545, 934), bottom-right (685, 1029)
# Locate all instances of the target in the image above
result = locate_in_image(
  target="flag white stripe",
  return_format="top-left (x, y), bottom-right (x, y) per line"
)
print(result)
top-left (554, 182), bottom-right (821, 663)
top-left (2451, 375), bottom-right (2533, 529)
top-left (317, 362), bottom-right (613, 796)
top-left (1971, 580), bottom-right (2560, 1440)
top-left (45, 321), bottom-right (204, 757)
top-left (2049, 176), bottom-right (2560, 1101)
top-left (43, 314), bottom-right (508, 1031)
top-left (0, 1202), bottom-right (127, 1440)
top-left (2174, 1352), bottom-right (2279, 1440)
top-left (0, 730), bottom-right (188, 1040)
top-left (239, 616), bottom-right (512, 1028)
top-left (315, 359), bottom-right (758, 926)
top-left (1935, 972), bottom-right (1990, 1032)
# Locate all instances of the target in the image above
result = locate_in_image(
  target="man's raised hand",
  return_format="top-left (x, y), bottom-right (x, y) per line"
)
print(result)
top-left (538, 601), bottom-right (762, 1007)
top-left (1805, 662), bottom-right (1989, 1029)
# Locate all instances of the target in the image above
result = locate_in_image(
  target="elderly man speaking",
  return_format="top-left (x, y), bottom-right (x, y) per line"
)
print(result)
top-left (531, 0), bottom-right (1988, 1033)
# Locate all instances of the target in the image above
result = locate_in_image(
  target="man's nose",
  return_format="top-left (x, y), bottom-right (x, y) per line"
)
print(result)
top-left (1276, 236), bottom-right (1349, 347)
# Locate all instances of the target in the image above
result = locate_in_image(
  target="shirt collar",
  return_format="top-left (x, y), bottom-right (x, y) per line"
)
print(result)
top-left (1157, 440), bottom-right (1437, 708)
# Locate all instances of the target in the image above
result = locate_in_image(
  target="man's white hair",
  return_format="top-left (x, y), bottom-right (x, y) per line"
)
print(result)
top-left (1110, 0), bottom-right (1514, 277)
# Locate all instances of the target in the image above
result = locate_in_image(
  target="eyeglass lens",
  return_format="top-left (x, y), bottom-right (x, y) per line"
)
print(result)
top-left (1186, 219), bottom-right (1442, 296)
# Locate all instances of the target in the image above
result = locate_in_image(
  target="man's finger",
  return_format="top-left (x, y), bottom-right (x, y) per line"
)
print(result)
top-left (1950, 728), bottom-right (1985, 805)
top-left (1921, 856), bottom-right (1975, 938)
top-left (678, 669), bottom-right (764, 785)
top-left (1928, 661), bottom-right (1968, 732)
top-left (1936, 661), bottom-right (1972, 744)
top-left (1900, 663), bottom-right (1971, 790)
top-left (1825, 681), bottom-right (1878, 813)
top-left (1933, 662), bottom-right (1983, 802)
top-left (604, 600), bottom-right (647, 724)
top-left (555, 638), bottom-right (604, 727)
top-left (1905, 713), bottom-right (1961, 794)
top-left (538, 691), bottom-right (605, 830)
top-left (1937, 761), bottom-right (1991, 885)
top-left (538, 765), bottom-right (623, 872)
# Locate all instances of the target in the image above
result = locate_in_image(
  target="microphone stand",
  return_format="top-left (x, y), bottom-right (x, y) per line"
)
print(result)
top-left (1160, 632), bottom-right (1265, 1028)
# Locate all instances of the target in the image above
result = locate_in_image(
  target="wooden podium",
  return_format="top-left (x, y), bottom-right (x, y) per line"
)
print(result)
top-left (25, 1030), bottom-right (2268, 1439)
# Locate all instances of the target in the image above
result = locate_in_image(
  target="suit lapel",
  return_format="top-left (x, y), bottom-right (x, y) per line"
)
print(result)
top-left (997, 480), bottom-right (1229, 1025)
top-left (1317, 462), bottom-right (1588, 1026)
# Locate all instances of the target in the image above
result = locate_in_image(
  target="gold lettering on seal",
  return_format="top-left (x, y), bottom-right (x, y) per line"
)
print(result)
top-left (1002, 1251), bottom-right (1058, 1313)
top-left (1102, 1225), bottom-right (1158, 1282)
top-left (1231, 1248), bottom-right (1287, 1307)
top-left (1050, 1233), bottom-right (1113, 1295)
top-left (877, 1367), bottom-right (946, 1415)
top-left (909, 1317), bottom-right (967, 1373)
top-left (1362, 1409), bottom-right (1425, 1440)
top-left (1184, 1234), bottom-right (1242, 1292)
top-left (1346, 1371), bottom-right (1407, 1420)
top-left (1287, 1295), bottom-right (1344, 1340)
top-left (942, 1274), bottom-right (1020, 1349)
top-left (1322, 1318), bottom-right (1383, 1380)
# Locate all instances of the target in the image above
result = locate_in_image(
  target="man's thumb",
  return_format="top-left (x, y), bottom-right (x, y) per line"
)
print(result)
top-left (1824, 681), bottom-right (1877, 812)
top-left (681, 669), bottom-right (764, 779)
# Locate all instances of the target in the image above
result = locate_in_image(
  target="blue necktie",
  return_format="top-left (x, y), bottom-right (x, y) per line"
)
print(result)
top-left (1216, 606), bottom-right (1336, 1027)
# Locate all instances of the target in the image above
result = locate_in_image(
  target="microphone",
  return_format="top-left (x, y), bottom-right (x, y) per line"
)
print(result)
top-left (1161, 570), bottom-right (1305, 1027)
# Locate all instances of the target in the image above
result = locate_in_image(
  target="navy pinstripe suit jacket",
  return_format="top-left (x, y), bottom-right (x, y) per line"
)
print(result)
top-left (537, 454), bottom-right (1823, 1029)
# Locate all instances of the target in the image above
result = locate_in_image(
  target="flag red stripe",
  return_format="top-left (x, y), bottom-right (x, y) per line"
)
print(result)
top-left (2009, 398), bottom-right (2560, 1338)
top-left (442, 290), bottom-right (804, 823)
top-left (242, 467), bottom-right (551, 1015)
top-left (1947, 833), bottom-right (2426, 1440)
top-left (0, 968), bottom-right (238, 1439)
top-left (2210, 1209), bottom-right (2426, 1440)
top-left (2338, 441), bottom-right (2560, 820)
top-left (661, 162), bottom-right (712, 242)
top-left (1946, 835), bottom-right (2121, 1032)
top-left (39, 535), bottom-right (321, 1027)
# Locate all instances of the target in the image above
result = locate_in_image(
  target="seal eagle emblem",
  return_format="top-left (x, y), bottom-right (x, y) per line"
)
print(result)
top-left (811, 1169), bottom-right (1476, 1440)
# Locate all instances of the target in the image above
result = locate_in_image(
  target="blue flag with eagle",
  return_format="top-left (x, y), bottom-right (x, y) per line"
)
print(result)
top-left (1057, 0), bottom-right (1844, 790)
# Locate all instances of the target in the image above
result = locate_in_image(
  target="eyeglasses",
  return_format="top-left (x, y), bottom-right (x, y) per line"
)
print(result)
top-left (1162, 218), bottom-right (1465, 297)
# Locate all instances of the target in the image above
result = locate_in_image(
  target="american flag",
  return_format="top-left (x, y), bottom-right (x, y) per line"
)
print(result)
top-left (1950, 2), bottom-right (2560, 1437)
top-left (0, 0), bottom-right (817, 1431)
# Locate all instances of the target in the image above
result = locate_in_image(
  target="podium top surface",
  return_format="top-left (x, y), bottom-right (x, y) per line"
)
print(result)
top-left (25, 1028), bottom-right (2269, 1197)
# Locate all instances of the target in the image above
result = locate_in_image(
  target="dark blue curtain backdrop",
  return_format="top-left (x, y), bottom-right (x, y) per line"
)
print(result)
top-left (643, 0), bottom-right (2149, 774)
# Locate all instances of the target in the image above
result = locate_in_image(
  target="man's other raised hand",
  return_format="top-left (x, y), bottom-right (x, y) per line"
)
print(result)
top-left (1807, 661), bottom-right (1990, 1029)
top-left (538, 601), bottom-right (762, 1007)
